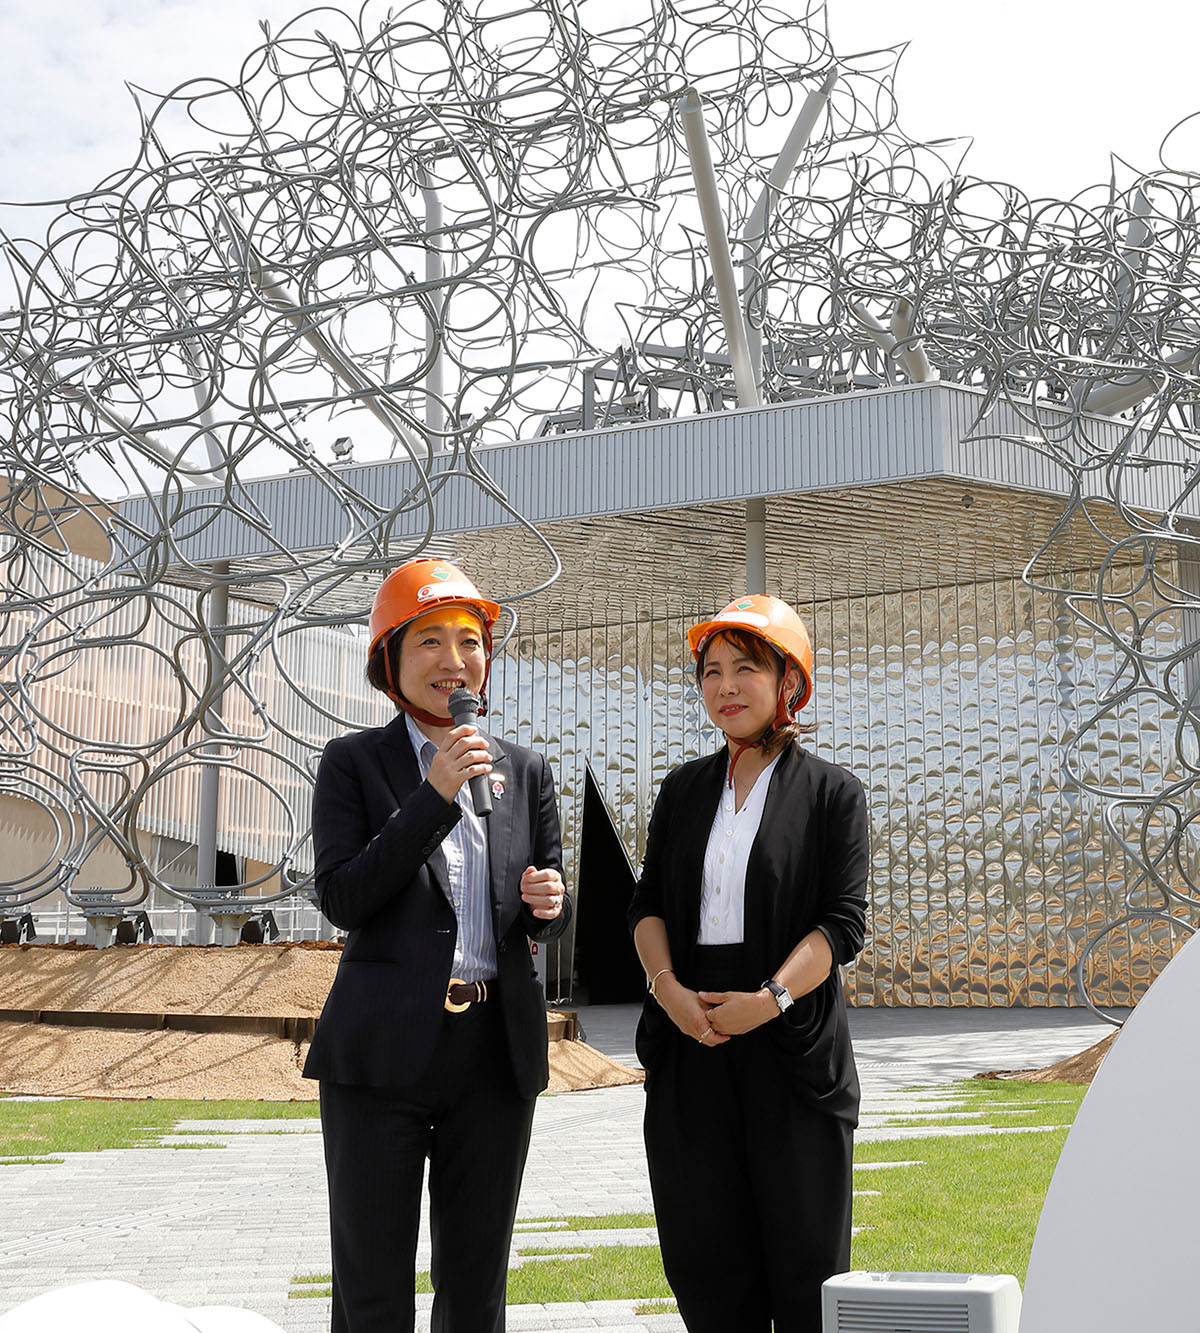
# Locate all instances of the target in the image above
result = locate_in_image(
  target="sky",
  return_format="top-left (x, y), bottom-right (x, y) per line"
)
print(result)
top-left (0, 0), bottom-right (1196, 223)
top-left (830, 0), bottom-right (1200, 196)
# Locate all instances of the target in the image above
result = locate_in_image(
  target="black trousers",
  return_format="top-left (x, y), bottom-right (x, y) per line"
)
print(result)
top-left (643, 946), bottom-right (854, 1333)
top-left (320, 1001), bottom-right (536, 1333)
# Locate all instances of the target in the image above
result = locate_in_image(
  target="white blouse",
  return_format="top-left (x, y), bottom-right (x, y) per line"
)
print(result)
top-left (697, 752), bottom-right (782, 945)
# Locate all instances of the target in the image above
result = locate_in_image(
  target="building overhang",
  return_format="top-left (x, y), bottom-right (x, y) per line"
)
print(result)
top-left (110, 382), bottom-right (1193, 625)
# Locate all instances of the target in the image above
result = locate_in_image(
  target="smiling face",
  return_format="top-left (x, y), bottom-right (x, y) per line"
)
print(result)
top-left (396, 606), bottom-right (488, 728)
top-left (698, 630), bottom-right (800, 742)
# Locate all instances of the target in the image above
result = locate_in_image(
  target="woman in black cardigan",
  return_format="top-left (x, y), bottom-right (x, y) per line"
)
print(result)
top-left (628, 594), bottom-right (869, 1333)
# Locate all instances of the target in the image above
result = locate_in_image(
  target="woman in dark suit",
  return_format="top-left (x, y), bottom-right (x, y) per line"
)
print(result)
top-left (629, 594), bottom-right (869, 1333)
top-left (303, 557), bottom-right (571, 1333)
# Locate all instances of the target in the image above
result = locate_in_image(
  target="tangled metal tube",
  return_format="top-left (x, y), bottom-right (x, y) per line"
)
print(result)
top-left (0, 0), bottom-right (1198, 1002)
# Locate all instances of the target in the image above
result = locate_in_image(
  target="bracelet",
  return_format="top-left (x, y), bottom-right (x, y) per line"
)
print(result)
top-left (648, 967), bottom-right (674, 999)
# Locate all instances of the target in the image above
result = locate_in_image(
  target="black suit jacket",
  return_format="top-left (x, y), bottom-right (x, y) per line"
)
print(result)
top-left (303, 712), bottom-right (570, 1099)
top-left (628, 741), bottom-right (869, 1123)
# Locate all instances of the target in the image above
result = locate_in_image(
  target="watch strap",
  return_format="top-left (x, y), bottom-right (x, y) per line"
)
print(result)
top-left (761, 977), bottom-right (793, 1013)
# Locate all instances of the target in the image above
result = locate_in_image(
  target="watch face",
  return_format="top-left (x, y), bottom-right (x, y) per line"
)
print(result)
top-left (764, 979), bottom-right (792, 1011)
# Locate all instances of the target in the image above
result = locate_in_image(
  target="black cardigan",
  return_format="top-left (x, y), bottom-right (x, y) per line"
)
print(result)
top-left (628, 741), bottom-right (869, 1123)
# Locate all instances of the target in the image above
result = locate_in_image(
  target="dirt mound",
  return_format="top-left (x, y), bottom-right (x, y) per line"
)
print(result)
top-left (547, 1038), bottom-right (643, 1092)
top-left (0, 1024), bottom-right (314, 1100)
top-left (0, 943), bottom-right (641, 1099)
top-left (975, 1030), bottom-right (1117, 1083)
top-left (0, 940), bottom-right (340, 1017)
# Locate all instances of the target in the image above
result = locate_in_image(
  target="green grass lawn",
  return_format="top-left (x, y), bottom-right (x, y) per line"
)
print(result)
top-left (851, 1080), bottom-right (1088, 1282)
top-left (292, 1081), bottom-right (1085, 1305)
top-left (2, 1082), bottom-right (1083, 1299)
top-left (0, 1095), bottom-right (318, 1164)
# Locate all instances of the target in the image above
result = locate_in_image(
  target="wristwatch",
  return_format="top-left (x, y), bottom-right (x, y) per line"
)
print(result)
top-left (761, 978), bottom-right (793, 1014)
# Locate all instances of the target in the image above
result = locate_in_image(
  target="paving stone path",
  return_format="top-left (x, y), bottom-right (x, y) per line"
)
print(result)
top-left (0, 1005), bottom-right (1119, 1331)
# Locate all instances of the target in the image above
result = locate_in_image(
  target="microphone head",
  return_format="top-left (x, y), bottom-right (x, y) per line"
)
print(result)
top-left (447, 687), bottom-right (481, 724)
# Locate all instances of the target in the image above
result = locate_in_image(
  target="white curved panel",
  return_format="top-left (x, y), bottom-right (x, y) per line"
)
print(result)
top-left (0, 1280), bottom-right (284, 1333)
top-left (1021, 929), bottom-right (1200, 1331)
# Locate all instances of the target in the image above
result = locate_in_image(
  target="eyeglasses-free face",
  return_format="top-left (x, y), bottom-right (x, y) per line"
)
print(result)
top-left (698, 634), bottom-right (800, 740)
top-left (397, 607), bottom-right (487, 723)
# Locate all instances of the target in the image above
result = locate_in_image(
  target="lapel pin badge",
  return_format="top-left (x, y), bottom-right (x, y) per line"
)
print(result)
top-left (491, 776), bottom-right (505, 800)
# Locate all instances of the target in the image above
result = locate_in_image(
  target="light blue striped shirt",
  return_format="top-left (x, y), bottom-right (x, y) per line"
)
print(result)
top-left (405, 711), bottom-right (496, 983)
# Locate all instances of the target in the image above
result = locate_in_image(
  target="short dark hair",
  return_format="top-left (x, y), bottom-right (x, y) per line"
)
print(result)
top-left (365, 628), bottom-right (403, 699)
top-left (695, 626), bottom-right (782, 677)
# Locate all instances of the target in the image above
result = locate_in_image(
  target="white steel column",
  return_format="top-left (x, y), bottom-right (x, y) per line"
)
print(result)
top-left (421, 171), bottom-right (446, 448)
top-left (742, 69), bottom-right (837, 392)
top-left (194, 564), bottom-right (230, 944)
top-left (679, 86), bottom-right (766, 593)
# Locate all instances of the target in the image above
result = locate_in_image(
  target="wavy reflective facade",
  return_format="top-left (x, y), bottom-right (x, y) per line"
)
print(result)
top-left (2, 541), bottom-right (1189, 1005)
top-left (491, 568), bottom-right (1190, 1009)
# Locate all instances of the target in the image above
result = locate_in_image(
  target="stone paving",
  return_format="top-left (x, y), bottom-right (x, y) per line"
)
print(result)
top-left (0, 1005), bottom-right (1120, 1330)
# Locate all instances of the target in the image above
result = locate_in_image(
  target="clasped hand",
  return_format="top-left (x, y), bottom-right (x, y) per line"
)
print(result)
top-left (656, 976), bottom-right (775, 1044)
top-left (698, 989), bottom-right (776, 1036)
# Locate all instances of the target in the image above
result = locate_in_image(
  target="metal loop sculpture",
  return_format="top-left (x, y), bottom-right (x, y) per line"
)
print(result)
top-left (0, 0), bottom-right (1197, 1005)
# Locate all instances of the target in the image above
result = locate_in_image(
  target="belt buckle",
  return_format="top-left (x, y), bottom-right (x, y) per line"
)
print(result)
top-left (444, 977), bottom-right (471, 1014)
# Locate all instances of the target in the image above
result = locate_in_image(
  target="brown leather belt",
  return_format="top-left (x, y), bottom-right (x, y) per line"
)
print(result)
top-left (444, 978), bottom-right (493, 1013)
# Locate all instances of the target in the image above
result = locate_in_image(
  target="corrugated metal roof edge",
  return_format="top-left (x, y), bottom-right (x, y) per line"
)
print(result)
top-left (110, 383), bottom-right (1197, 564)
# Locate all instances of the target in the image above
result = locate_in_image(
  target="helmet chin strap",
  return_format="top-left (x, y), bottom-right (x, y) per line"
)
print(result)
top-left (393, 695), bottom-right (459, 728)
top-left (726, 681), bottom-right (792, 786)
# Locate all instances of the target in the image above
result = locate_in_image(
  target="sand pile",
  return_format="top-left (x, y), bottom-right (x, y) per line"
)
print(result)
top-left (0, 1025), bottom-right (316, 1100)
top-left (0, 939), bottom-right (341, 1017)
top-left (975, 1030), bottom-right (1117, 1084)
top-left (546, 1034), bottom-right (641, 1092)
top-left (0, 942), bottom-right (642, 1100)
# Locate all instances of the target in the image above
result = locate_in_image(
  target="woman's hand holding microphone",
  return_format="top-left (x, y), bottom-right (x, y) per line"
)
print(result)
top-left (427, 724), bottom-right (492, 803)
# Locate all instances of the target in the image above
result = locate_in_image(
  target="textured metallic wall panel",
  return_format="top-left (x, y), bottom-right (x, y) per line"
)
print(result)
top-left (5, 548), bottom-right (1188, 1003)
top-left (490, 574), bottom-right (1189, 1009)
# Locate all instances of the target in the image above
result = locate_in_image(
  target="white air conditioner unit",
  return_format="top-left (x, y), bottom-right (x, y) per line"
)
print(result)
top-left (822, 1271), bottom-right (1021, 1333)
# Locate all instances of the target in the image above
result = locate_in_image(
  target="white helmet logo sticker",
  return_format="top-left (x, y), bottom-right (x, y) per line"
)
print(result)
top-left (416, 580), bottom-right (477, 603)
top-left (716, 609), bottom-right (768, 628)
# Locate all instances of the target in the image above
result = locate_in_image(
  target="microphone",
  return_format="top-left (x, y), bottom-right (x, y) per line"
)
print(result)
top-left (447, 687), bottom-right (493, 817)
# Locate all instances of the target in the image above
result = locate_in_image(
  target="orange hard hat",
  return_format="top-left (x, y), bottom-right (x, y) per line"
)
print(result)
top-left (368, 558), bottom-right (500, 657)
top-left (687, 594), bottom-right (814, 713)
